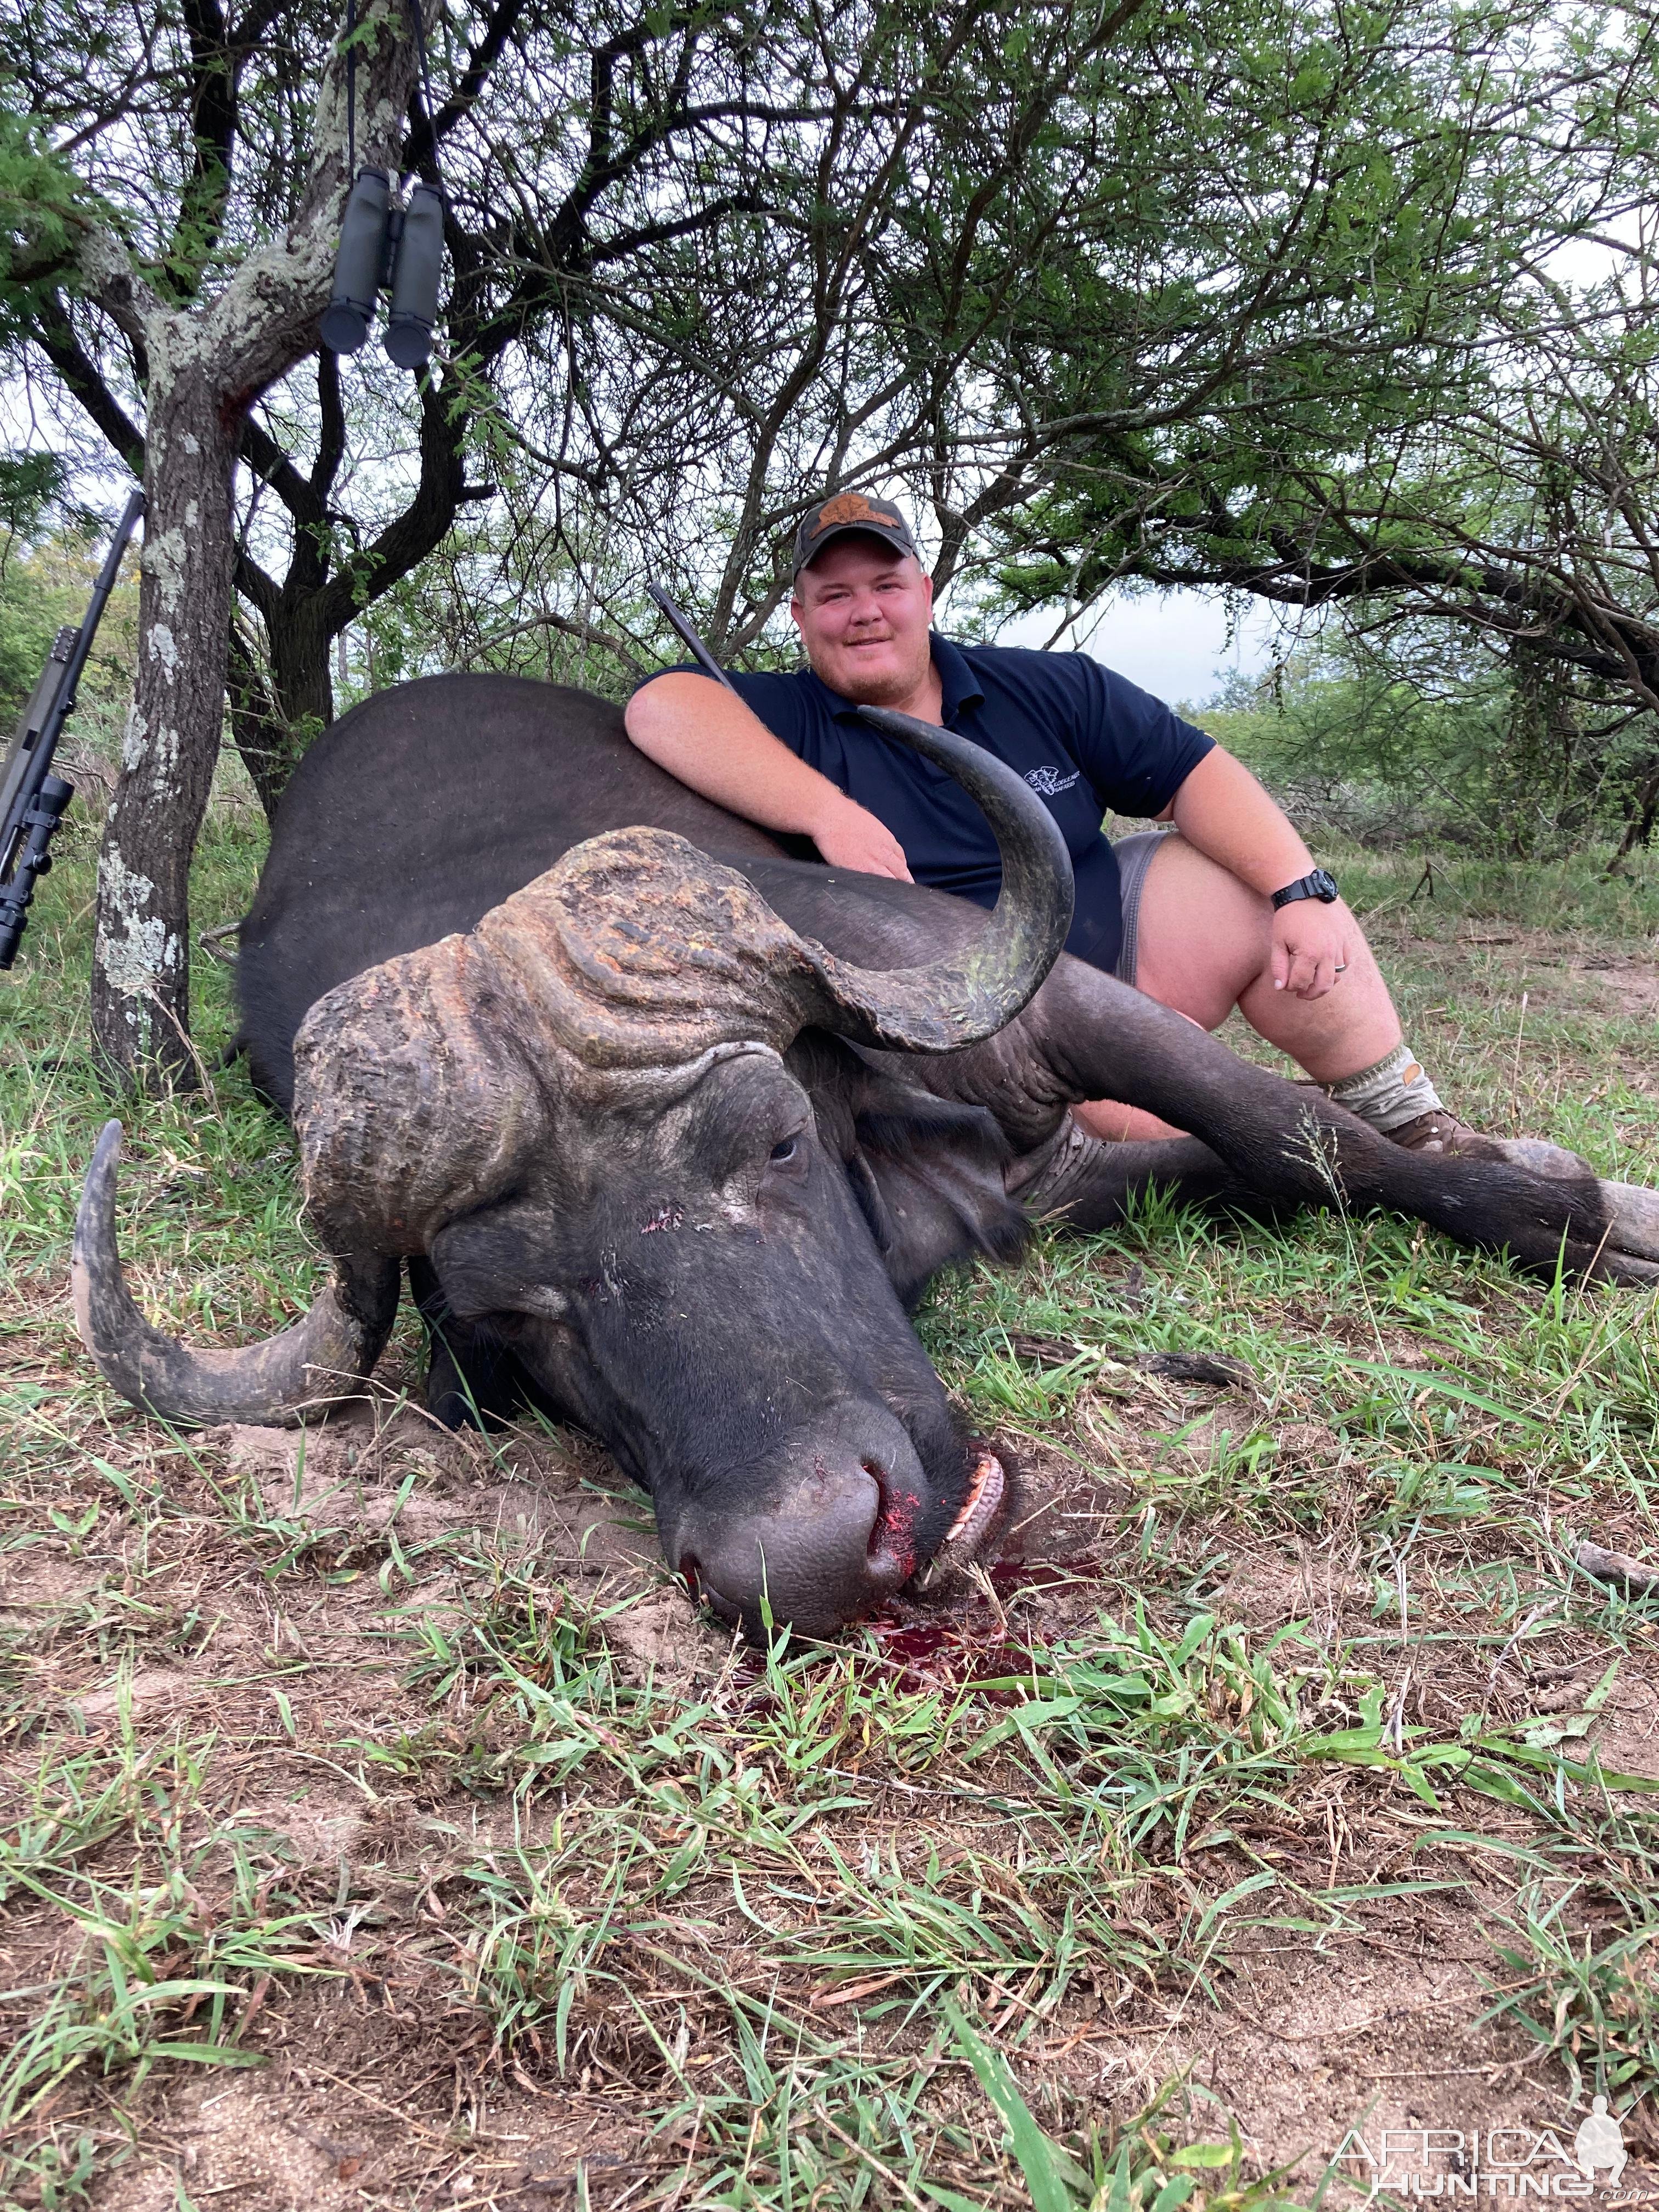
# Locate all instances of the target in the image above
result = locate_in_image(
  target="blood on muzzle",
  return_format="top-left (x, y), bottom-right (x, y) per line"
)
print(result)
top-left (667, 1404), bottom-right (926, 1636)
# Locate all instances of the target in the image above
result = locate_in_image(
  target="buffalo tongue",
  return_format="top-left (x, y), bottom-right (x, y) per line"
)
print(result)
top-left (912, 1451), bottom-right (1005, 1592)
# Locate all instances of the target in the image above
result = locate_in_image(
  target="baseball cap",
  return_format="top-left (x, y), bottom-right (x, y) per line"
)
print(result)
top-left (791, 490), bottom-right (921, 578)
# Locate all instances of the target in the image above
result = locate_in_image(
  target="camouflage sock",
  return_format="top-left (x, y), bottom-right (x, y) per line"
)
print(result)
top-left (1324, 1042), bottom-right (1444, 1135)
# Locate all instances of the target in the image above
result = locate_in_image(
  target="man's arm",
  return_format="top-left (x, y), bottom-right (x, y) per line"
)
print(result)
top-left (624, 672), bottom-right (912, 880)
top-left (1159, 744), bottom-right (1351, 999)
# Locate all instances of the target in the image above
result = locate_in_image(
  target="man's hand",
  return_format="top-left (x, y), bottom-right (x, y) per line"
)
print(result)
top-left (1271, 899), bottom-right (1350, 1000)
top-left (810, 791), bottom-right (913, 881)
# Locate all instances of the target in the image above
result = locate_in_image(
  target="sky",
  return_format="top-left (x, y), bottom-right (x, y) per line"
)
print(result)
top-left (1002, 586), bottom-right (1285, 714)
top-left (1, 362), bottom-right (1296, 714)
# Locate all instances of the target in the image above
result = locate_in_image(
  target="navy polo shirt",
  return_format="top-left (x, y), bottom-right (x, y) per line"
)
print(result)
top-left (641, 635), bottom-right (1214, 974)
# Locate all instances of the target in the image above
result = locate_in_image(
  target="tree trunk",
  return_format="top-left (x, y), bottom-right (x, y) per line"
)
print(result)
top-left (1609, 753), bottom-right (1659, 872)
top-left (92, 361), bottom-right (238, 1085)
top-left (231, 362), bottom-right (477, 819)
top-left (226, 622), bottom-right (292, 819)
top-left (227, 604), bottom-right (335, 819)
top-left (79, 0), bottom-right (421, 1088)
top-left (269, 596), bottom-right (336, 764)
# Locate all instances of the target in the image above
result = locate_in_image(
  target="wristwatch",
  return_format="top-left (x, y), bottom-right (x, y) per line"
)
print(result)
top-left (1270, 868), bottom-right (1340, 910)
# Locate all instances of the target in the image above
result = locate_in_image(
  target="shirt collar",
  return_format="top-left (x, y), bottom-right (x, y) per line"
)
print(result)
top-left (931, 633), bottom-right (984, 719)
top-left (818, 633), bottom-right (984, 723)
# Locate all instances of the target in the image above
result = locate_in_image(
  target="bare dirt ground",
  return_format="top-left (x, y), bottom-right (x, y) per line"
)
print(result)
top-left (9, 1375), bottom-right (1659, 2208)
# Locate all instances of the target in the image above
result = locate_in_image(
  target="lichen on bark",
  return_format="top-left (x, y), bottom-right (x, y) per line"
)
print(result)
top-left (83, 0), bottom-right (423, 1091)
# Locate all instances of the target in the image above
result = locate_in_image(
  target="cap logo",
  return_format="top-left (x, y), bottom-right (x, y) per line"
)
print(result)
top-left (811, 492), bottom-right (897, 537)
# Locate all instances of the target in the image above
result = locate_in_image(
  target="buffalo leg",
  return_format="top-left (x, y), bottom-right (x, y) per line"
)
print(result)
top-left (987, 961), bottom-right (1659, 1283)
top-left (1008, 1121), bottom-right (1292, 1231)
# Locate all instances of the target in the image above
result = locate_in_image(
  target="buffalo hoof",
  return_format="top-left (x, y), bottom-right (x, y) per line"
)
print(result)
top-left (1590, 1178), bottom-right (1659, 1274)
top-left (1472, 1135), bottom-right (1595, 1181)
top-left (1413, 1132), bottom-right (1659, 1274)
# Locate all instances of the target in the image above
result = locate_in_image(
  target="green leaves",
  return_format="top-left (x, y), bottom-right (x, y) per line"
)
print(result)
top-left (940, 1998), bottom-right (1267, 2211)
top-left (0, 1739), bottom-right (331, 2140)
top-left (1481, 1883), bottom-right (1659, 2106)
top-left (0, 111), bottom-right (114, 334)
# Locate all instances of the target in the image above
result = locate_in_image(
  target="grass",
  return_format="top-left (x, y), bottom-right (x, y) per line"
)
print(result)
top-left (2, 781), bottom-right (1659, 2207)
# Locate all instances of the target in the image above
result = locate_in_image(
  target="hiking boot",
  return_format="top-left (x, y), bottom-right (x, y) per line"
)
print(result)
top-left (1386, 1108), bottom-right (1487, 1156)
top-left (1295, 1081), bottom-right (1491, 1156)
top-left (1388, 1110), bottom-right (1593, 1181)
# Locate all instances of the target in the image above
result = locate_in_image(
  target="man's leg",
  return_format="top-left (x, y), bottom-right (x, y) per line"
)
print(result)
top-left (1074, 834), bottom-right (1444, 1144)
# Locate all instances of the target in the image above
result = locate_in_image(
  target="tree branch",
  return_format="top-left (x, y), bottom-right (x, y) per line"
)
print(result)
top-left (34, 296), bottom-right (146, 477)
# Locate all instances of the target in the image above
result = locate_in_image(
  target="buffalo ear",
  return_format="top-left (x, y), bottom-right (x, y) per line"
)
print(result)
top-left (791, 1036), bottom-right (1028, 1308)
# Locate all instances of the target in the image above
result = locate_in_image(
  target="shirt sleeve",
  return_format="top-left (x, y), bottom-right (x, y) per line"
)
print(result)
top-left (628, 665), bottom-right (819, 766)
top-left (1067, 656), bottom-right (1216, 818)
top-left (629, 662), bottom-right (712, 693)
top-left (723, 670), bottom-right (819, 763)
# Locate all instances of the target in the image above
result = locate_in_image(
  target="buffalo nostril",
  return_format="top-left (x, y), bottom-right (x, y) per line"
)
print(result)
top-left (860, 1458), bottom-right (888, 1560)
top-left (669, 1409), bottom-right (929, 1633)
top-left (861, 1457), bottom-right (923, 1576)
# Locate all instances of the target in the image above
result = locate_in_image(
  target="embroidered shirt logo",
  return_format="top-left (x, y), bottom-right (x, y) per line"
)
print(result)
top-left (1025, 766), bottom-right (1080, 798)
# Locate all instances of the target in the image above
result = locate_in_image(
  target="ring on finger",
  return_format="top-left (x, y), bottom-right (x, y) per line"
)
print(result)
top-left (1333, 962), bottom-right (1348, 973)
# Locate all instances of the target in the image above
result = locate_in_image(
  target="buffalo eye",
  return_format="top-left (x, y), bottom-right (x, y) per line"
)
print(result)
top-left (764, 1128), bottom-right (809, 1183)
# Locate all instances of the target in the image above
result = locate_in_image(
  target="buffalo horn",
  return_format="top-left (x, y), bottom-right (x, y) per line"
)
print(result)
top-left (72, 1120), bottom-right (401, 1426)
top-left (810, 707), bottom-right (1074, 1052)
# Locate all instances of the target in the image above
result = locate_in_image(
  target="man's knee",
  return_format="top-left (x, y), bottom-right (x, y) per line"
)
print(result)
top-left (1133, 833), bottom-right (1272, 1020)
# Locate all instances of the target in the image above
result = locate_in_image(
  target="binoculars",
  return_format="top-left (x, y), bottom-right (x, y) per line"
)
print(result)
top-left (321, 167), bottom-right (444, 369)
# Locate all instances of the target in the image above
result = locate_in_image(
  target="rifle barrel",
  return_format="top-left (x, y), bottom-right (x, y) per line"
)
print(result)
top-left (646, 582), bottom-right (737, 692)
top-left (0, 487), bottom-right (145, 969)
top-left (55, 488), bottom-right (147, 725)
top-left (0, 630), bottom-right (77, 850)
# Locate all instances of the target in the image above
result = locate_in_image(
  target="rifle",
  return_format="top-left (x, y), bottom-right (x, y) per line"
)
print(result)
top-left (0, 489), bottom-right (145, 970)
top-left (646, 580), bottom-right (738, 692)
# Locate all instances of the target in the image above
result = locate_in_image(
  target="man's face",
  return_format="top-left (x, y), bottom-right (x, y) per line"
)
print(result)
top-left (792, 535), bottom-right (934, 705)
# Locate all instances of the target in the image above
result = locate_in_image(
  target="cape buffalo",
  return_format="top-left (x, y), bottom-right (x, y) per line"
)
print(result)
top-left (74, 675), bottom-right (1659, 1634)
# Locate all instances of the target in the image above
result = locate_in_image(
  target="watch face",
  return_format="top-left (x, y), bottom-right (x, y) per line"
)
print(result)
top-left (1311, 868), bottom-right (1340, 902)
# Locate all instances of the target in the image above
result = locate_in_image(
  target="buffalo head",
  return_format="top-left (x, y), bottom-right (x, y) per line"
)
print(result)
top-left (72, 711), bottom-right (1072, 1634)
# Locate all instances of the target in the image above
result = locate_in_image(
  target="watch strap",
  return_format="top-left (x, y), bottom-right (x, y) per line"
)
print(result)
top-left (1271, 870), bottom-right (1339, 910)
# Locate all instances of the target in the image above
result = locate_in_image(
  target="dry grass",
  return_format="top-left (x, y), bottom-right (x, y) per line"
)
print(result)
top-left (4, 797), bottom-right (1659, 2210)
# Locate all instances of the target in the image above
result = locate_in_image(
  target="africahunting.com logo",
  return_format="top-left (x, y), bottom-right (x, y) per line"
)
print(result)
top-left (1335, 2103), bottom-right (1636, 2199)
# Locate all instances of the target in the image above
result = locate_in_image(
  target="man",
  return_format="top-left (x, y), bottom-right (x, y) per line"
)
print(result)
top-left (625, 491), bottom-right (1470, 1152)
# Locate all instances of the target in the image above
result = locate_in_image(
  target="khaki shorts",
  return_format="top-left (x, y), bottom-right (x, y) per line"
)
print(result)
top-left (1111, 827), bottom-right (1176, 986)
